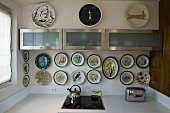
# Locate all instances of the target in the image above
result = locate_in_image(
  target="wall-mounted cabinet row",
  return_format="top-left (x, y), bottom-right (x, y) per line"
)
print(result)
top-left (20, 29), bottom-right (161, 51)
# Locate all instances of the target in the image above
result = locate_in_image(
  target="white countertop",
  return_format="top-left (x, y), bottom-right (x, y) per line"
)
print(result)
top-left (5, 94), bottom-right (170, 113)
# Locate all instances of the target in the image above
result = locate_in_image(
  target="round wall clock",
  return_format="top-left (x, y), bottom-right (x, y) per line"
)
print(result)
top-left (79, 3), bottom-right (102, 27)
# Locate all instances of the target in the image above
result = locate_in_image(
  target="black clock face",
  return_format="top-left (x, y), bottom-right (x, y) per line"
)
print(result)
top-left (79, 4), bottom-right (102, 26)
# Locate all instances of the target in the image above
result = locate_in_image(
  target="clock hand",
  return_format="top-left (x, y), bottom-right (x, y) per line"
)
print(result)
top-left (88, 10), bottom-right (92, 21)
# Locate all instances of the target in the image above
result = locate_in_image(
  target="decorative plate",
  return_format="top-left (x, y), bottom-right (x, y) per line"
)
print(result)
top-left (87, 54), bottom-right (101, 68)
top-left (87, 70), bottom-right (101, 84)
top-left (23, 63), bottom-right (29, 74)
top-left (79, 3), bottom-right (102, 27)
top-left (71, 70), bottom-right (85, 85)
top-left (71, 52), bottom-right (84, 66)
top-left (125, 2), bottom-right (150, 28)
top-left (54, 53), bottom-right (68, 67)
top-left (23, 75), bottom-right (30, 87)
top-left (31, 3), bottom-right (55, 27)
top-left (23, 51), bottom-right (29, 62)
top-left (35, 70), bottom-right (51, 85)
top-left (35, 53), bottom-right (51, 69)
top-left (136, 54), bottom-right (150, 68)
top-left (120, 54), bottom-right (134, 69)
top-left (120, 71), bottom-right (134, 85)
top-left (53, 70), bottom-right (68, 85)
top-left (102, 57), bottom-right (119, 79)
top-left (136, 71), bottom-right (151, 85)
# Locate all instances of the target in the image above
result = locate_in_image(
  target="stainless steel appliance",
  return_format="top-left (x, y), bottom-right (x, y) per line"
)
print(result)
top-left (125, 87), bottom-right (146, 102)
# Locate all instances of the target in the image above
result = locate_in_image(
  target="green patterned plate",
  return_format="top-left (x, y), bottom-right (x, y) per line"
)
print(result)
top-left (35, 53), bottom-right (51, 69)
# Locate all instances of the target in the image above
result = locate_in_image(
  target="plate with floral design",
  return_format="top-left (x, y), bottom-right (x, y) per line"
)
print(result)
top-left (35, 70), bottom-right (51, 85)
top-left (120, 71), bottom-right (134, 85)
top-left (23, 75), bottom-right (30, 87)
top-left (87, 54), bottom-right (101, 68)
top-left (54, 53), bottom-right (68, 67)
top-left (71, 52), bottom-right (84, 66)
top-left (71, 70), bottom-right (85, 85)
top-left (120, 54), bottom-right (134, 69)
top-left (53, 70), bottom-right (68, 85)
top-left (23, 63), bottom-right (29, 74)
top-left (35, 53), bottom-right (51, 69)
top-left (137, 71), bottom-right (150, 85)
top-left (23, 50), bottom-right (29, 62)
top-left (87, 70), bottom-right (101, 84)
top-left (136, 54), bottom-right (149, 68)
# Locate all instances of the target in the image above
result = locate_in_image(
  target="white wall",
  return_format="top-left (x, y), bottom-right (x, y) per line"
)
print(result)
top-left (0, 0), bottom-right (28, 102)
top-left (22, 0), bottom-right (159, 29)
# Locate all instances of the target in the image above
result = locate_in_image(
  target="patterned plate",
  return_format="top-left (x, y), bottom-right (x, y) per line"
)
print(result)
top-left (136, 54), bottom-right (149, 68)
top-left (23, 63), bottom-right (29, 74)
top-left (35, 53), bottom-right (51, 69)
top-left (102, 57), bottom-right (119, 79)
top-left (137, 71), bottom-right (151, 85)
top-left (71, 52), bottom-right (84, 66)
top-left (35, 70), bottom-right (51, 85)
top-left (71, 70), bottom-right (85, 85)
top-left (54, 53), bottom-right (68, 67)
top-left (23, 50), bottom-right (29, 62)
top-left (31, 3), bottom-right (55, 27)
top-left (87, 54), bottom-right (101, 68)
top-left (53, 70), bottom-right (68, 85)
top-left (120, 54), bottom-right (134, 69)
top-left (87, 70), bottom-right (101, 84)
top-left (120, 71), bottom-right (134, 85)
top-left (23, 75), bottom-right (30, 87)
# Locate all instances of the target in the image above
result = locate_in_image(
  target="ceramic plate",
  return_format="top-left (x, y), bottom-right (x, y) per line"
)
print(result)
top-left (23, 50), bottom-right (29, 62)
top-left (23, 63), bottom-right (29, 74)
top-left (31, 3), bottom-right (55, 27)
top-left (87, 70), bottom-right (101, 84)
top-left (71, 70), bottom-right (85, 85)
top-left (120, 71), bottom-right (134, 85)
top-left (136, 71), bottom-right (151, 85)
top-left (35, 53), bottom-right (51, 69)
top-left (54, 53), bottom-right (68, 67)
top-left (53, 70), bottom-right (68, 85)
top-left (23, 75), bottom-right (30, 87)
top-left (71, 52), bottom-right (84, 66)
top-left (35, 70), bottom-right (51, 85)
top-left (120, 54), bottom-right (134, 69)
top-left (102, 57), bottom-right (119, 79)
top-left (87, 54), bottom-right (101, 68)
top-left (136, 54), bottom-right (149, 68)
top-left (125, 2), bottom-right (150, 28)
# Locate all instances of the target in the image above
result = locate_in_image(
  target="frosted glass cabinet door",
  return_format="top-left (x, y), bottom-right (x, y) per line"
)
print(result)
top-left (20, 29), bottom-right (62, 50)
top-left (105, 30), bottom-right (161, 50)
top-left (63, 29), bottom-right (105, 50)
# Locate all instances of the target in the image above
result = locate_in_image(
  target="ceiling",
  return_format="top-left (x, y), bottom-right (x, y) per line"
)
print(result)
top-left (11, 0), bottom-right (159, 7)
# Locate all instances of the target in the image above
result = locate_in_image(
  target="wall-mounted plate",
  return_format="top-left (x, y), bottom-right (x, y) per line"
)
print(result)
top-left (71, 52), bottom-right (84, 66)
top-left (35, 70), bottom-right (51, 85)
top-left (125, 2), bottom-right (150, 28)
top-left (23, 75), bottom-right (30, 87)
top-left (35, 53), bottom-right (51, 69)
top-left (53, 70), bottom-right (68, 85)
top-left (136, 54), bottom-right (149, 68)
top-left (87, 70), bottom-right (101, 84)
top-left (120, 71), bottom-right (134, 85)
top-left (120, 54), bottom-right (134, 69)
top-left (71, 70), bottom-right (85, 85)
top-left (31, 3), bottom-right (55, 27)
top-left (102, 57), bottom-right (119, 79)
top-left (23, 63), bottom-right (29, 74)
top-left (23, 50), bottom-right (29, 62)
top-left (87, 54), bottom-right (101, 68)
top-left (54, 53), bottom-right (68, 67)
top-left (79, 3), bottom-right (102, 27)
top-left (137, 71), bottom-right (150, 85)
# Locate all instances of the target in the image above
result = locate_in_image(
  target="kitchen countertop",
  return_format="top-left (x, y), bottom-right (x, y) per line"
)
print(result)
top-left (5, 94), bottom-right (170, 113)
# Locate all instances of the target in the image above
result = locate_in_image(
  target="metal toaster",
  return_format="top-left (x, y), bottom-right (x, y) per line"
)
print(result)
top-left (125, 87), bottom-right (146, 102)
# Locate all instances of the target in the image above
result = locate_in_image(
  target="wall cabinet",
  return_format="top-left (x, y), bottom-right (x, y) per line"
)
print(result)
top-left (63, 29), bottom-right (105, 50)
top-left (20, 29), bottom-right (62, 50)
top-left (105, 29), bottom-right (161, 51)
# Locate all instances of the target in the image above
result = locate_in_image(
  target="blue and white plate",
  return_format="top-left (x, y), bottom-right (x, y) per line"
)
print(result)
top-left (71, 70), bottom-right (85, 85)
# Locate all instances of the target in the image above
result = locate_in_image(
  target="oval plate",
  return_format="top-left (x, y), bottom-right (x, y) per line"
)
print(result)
top-left (53, 70), bottom-right (68, 85)
top-left (23, 63), bottom-right (29, 74)
top-left (136, 54), bottom-right (149, 68)
top-left (120, 54), bottom-right (134, 69)
top-left (35, 53), bottom-right (51, 69)
top-left (35, 70), bottom-right (51, 85)
top-left (120, 71), bottom-right (134, 85)
top-left (23, 50), bottom-right (29, 62)
top-left (102, 57), bottom-right (119, 79)
top-left (31, 3), bottom-right (55, 27)
top-left (71, 52), bottom-right (84, 66)
top-left (137, 71), bottom-right (151, 85)
top-left (54, 53), bottom-right (68, 67)
top-left (23, 75), bottom-right (30, 87)
top-left (125, 2), bottom-right (150, 28)
top-left (71, 70), bottom-right (85, 85)
top-left (87, 70), bottom-right (101, 84)
top-left (87, 54), bottom-right (101, 68)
